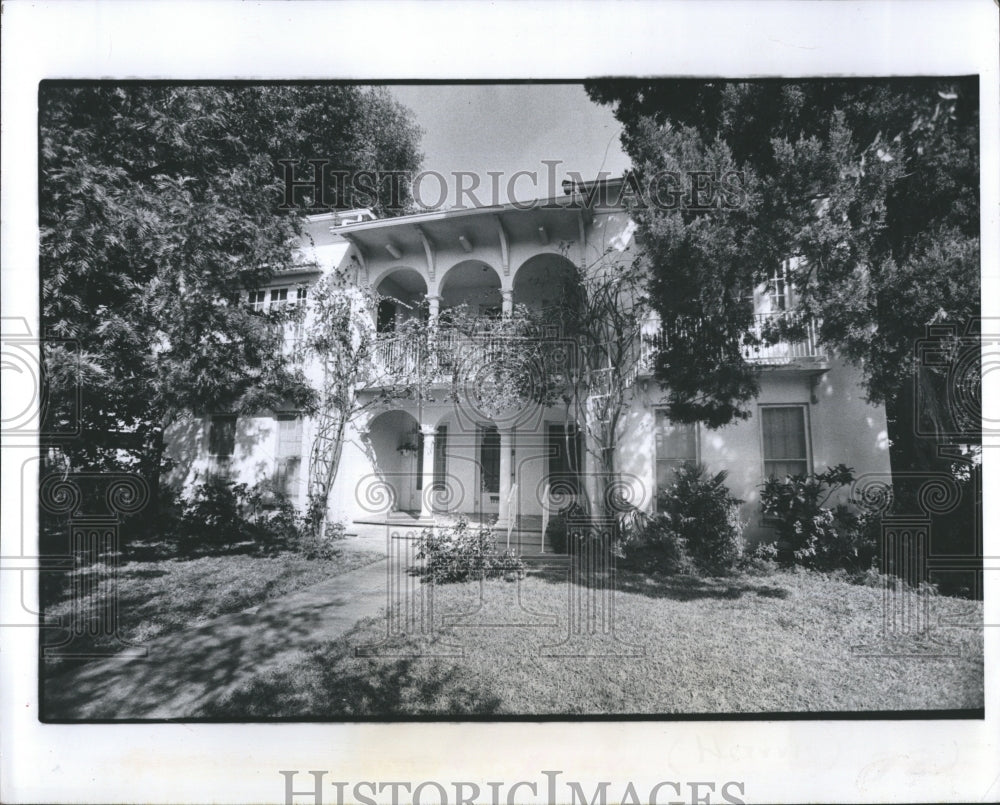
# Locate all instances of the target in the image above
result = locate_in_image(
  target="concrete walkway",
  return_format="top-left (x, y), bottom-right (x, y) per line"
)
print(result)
top-left (41, 544), bottom-right (396, 720)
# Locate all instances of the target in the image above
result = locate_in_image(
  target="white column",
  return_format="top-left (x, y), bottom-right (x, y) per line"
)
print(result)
top-left (427, 294), bottom-right (441, 326)
top-left (501, 289), bottom-right (514, 317)
top-left (419, 425), bottom-right (436, 519)
top-left (497, 426), bottom-right (513, 528)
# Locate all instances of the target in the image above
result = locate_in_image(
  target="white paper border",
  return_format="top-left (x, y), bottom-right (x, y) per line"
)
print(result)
top-left (2, 2), bottom-right (997, 803)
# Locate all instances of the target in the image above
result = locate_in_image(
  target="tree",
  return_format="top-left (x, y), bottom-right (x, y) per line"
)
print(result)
top-left (541, 248), bottom-right (651, 518)
top-left (39, 84), bottom-right (424, 486)
top-left (301, 267), bottom-right (434, 533)
top-left (586, 78), bottom-right (980, 474)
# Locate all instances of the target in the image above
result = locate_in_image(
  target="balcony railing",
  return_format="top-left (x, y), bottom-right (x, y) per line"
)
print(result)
top-left (370, 313), bottom-right (826, 390)
top-left (742, 314), bottom-right (824, 364)
top-left (369, 328), bottom-right (575, 387)
top-left (639, 313), bottom-right (826, 372)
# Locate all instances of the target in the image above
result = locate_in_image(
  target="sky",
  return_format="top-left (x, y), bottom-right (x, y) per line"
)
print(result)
top-left (388, 84), bottom-right (631, 209)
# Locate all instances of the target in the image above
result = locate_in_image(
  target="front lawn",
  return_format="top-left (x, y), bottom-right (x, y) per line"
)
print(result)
top-left (205, 566), bottom-right (984, 717)
top-left (42, 544), bottom-right (385, 665)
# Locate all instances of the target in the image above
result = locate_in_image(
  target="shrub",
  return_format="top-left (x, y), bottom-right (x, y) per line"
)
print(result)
top-left (759, 464), bottom-right (879, 571)
top-left (178, 476), bottom-right (335, 557)
top-left (656, 464), bottom-right (744, 575)
top-left (179, 475), bottom-right (251, 547)
top-left (544, 502), bottom-right (588, 554)
top-left (415, 516), bottom-right (525, 583)
top-left (740, 540), bottom-right (780, 574)
top-left (619, 510), bottom-right (692, 575)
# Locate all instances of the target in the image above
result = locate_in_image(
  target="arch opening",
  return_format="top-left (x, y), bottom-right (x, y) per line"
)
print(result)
top-left (438, 260), bottom-right (502, 318)
top-left (366, 409), bottom-right (423, 513)
top-left (512, 253), bottom-right (580, 319)
top-left (375, 268), bottom-right (428, 334)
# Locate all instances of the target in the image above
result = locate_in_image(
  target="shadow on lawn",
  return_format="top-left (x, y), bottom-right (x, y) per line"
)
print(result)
top-left (41, 587), bottom-right (379, 720)
top-left (527, 565), bottom-right (790, 602)
top-left (204, 650), bottom-right (504, 718)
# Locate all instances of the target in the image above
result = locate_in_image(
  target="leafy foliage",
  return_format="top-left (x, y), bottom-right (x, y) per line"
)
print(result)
top-left (39, 84), bottom-right (423, 478)
top-left (586, 79), bottom-right (980, 460)
top-left (178, 475), bottom-right (253, 548)
top-left (175, 475), bottom-right (337, 558)
top-left (759, 464), bottom-right (878, 570)
top-left (543, 502), bottom-right (589, 555)
top-left (622, 464), bottom-right (744, 575)
top-left (617, 509), bottom-right (692, 576)
top-left (414, 517), bottom-right (525, 584)
top-left (658, 464), bottom-right (745, 574)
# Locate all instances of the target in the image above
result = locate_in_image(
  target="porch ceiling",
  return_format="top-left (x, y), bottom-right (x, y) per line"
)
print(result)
top-left (336, 201), bottom-right (593, 263)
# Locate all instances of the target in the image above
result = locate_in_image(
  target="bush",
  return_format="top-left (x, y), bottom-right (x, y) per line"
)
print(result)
top-left (544, 502), bottom-right (588, 554)
top-left (618, 510), bottom-right (692, 575)
top-left (616, 465), bottom-right (743, 576)
top-left (740, 540), bottom-right (780, 574)
top-left (179, 475), bottom-right (251, 547)
top-left (178, 476), bottom-right (335, 557)
top-left (415, 517), bottom-right (525, 583)
top-left (657, 464), bottom-right (744, 575)
top-left (759, 464), bottom-right (878, 571)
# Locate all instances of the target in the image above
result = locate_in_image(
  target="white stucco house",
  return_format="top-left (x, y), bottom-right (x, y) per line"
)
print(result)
top-left (164, 178), bottom-right (892, 551)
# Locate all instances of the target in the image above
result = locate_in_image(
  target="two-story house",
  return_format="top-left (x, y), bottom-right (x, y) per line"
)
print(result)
top-left (164, 178), bottom-right (892, 551)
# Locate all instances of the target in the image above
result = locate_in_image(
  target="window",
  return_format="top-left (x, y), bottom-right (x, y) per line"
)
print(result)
top-left (274, 414), bottom-right (303, 497)
top-left (654, 412), bottom-right (698, 494)
top-left (748, 260), bottom-right (794, 316)
top-left (208, 415), bottom-right (237, 458)
top-left (432, 425), bottom-right (448, 491)
top-left (761, 406), bottom-right (810, 478)
top-left (270, 287), bottom-right (289, 307)
top-left (767, 264), bottom-right (789, 311)
top-left (247, 290), bottom-right (267, 312)
top-left (295, 287), bottom-right (308, 305)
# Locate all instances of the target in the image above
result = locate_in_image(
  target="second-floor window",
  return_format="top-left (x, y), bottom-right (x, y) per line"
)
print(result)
top-left (749, 260), bottom-right (795, 316)
top-left (767, 263), bottom-right (789, 311)
top-left (248, 286), bottom-right (307, 313)
top-left (248, 290), bottom-right (267, 312)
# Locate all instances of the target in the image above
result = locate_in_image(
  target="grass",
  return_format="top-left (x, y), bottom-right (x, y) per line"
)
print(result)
top-left (41, 543), bottom-right (385, 666)
top-left (204, 566), bottom-right (984, 717)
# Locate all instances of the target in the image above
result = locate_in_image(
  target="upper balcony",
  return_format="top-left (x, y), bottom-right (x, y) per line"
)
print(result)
top-left (368, 325), bottom-right (576, 390)
top-left (638, 312), bottom-right (829, 375)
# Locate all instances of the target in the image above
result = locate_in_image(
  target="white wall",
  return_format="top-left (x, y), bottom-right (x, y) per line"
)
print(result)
top-left (617, 357), bottom-right (892, 544)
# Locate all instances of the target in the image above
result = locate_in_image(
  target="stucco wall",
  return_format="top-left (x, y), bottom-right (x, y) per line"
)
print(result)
top-left (617, 357), bottom-right (891, 544)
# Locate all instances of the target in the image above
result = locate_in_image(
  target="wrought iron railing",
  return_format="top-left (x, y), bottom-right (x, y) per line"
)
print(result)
top-left (639, 312), bottom-right (825, 371)
top-left (370, 328), bottom-right (576, 385)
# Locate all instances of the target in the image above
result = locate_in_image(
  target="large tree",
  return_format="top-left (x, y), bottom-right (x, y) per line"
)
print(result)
top-left (40, 84), bottom-right (423, 481)
top-left (586, 78), bottom-right (980, 472)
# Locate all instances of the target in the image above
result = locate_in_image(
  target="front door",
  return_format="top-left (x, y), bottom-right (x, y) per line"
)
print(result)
top-left (478, 425), bottom-right (500, 515)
